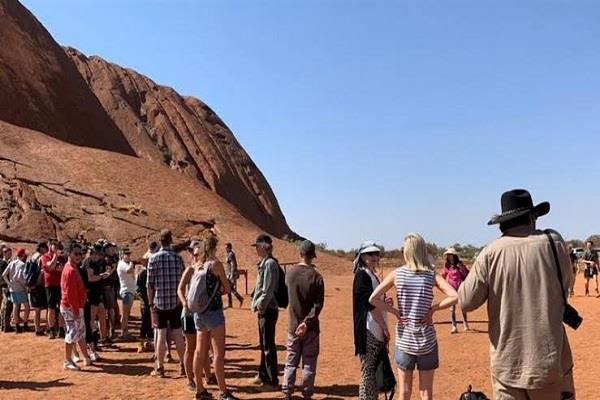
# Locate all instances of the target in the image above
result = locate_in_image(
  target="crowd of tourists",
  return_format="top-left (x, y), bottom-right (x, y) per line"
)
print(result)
top-left (0, 188), bottom-right (585, 400)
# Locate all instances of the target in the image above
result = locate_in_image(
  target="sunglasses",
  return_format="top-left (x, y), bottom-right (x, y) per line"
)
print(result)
top-left (364, 252), bottom-right (380, 257)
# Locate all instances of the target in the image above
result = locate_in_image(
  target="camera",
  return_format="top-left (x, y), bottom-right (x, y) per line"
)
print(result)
top-left (563, 304), bottom-right (582, 330)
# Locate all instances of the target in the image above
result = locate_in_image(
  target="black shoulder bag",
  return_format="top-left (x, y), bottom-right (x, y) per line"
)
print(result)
top-left (544, 230), bottom-right (583, 330)
top-left (375, 340), bottom-right (396, 400)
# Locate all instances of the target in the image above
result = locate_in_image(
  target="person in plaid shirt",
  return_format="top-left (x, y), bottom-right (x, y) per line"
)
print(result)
top-left (147, 229), bottom-right (186, 378)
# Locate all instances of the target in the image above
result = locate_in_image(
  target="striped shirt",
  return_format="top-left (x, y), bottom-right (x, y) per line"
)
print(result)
top-left (395, 266), bottom-right (436, 355)
top-left (147, 247), bottom-right (184, 310)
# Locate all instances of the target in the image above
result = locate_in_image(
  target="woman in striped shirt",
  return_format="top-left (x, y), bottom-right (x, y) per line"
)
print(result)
top-left (369, 233), bottom-right (458, 400)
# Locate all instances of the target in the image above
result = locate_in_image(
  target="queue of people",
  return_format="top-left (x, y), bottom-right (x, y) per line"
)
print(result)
top-left (0, 188), bottom-right (583, 400)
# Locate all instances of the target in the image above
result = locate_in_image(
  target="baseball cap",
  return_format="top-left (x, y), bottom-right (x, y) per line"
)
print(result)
top-left (16, 248), bottom-right (26, 258)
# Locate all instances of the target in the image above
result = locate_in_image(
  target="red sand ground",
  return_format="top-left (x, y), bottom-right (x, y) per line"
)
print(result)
top-left (0, 268), bottom-right (596, 400)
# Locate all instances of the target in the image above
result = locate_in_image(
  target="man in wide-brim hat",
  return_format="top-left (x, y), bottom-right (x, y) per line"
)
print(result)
top-left (458, 189), bottom-right (576, 399)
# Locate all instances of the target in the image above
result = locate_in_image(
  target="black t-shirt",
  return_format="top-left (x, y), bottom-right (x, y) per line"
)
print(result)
top-left (0, 260), bottom-right (7, 288)
top-left (103, 255), bottom-right (119, 287)
top-left (83, 257), bottom-right (105, 291)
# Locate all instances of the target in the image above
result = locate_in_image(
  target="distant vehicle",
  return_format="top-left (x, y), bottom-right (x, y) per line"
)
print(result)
top-left (572, 248), bottom-right (600, 259)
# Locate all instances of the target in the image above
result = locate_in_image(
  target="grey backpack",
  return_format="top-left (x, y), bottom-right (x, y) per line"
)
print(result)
top-left (187, 261), bottom-right (219, 313)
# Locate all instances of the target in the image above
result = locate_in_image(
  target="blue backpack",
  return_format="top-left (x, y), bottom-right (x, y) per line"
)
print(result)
top-left (24, 258), bottom-right (41, 288)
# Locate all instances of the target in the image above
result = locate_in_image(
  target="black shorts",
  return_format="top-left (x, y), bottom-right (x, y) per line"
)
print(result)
top-left (29, 286), bottom-right (47, 309)
top-left (182, 314), bottom-right (196, 335)
top-left (45, 286), bottom-right (61, 308)
top-left (153, 304), bottom-right (183, 330)
top-left (88, 287), bottom-right (104, 307)
top-left (584, 267), bottom-right (598, 279)
top-left (102, 285), bottom-right (116, 309)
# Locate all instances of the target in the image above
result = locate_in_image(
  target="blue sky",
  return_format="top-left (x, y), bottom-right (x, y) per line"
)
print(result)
top-left (23, 1), bottom-right (600, 250)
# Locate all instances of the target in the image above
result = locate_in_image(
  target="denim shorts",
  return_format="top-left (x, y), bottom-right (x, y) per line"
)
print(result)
top-left (10, 291), bottom-right (28, 305)
top-left (193, 309), bottom-right (225, 332)
top-left (121, 292), bottom-right (134, 306)
top-left (394, 344), bottom-right (439, 371)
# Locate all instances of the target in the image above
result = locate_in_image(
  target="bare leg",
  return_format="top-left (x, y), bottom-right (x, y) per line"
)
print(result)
top-left (194, 330), bottom-right (210, 394)
top-left (398, 368), bottom-right (414, 400)
top-left (211, 324), bottom-right (227, 394)
top-left (156, 328), bottom-right (167, 368)
top-left (12, 302), bottom-right (20, 328)
top-left (172, 328), bottom-right (186, 362)
top-left (185, 333), bottom-right (197, 384)
top-left (418, 369), bottom-right (435, 400)
top-left (23, 304), bottom-right (30, 325)
top-left (121, 301), bottom-right (132, 335)
top-left (34, 308), bottom-right (41, 332)
top-left (65, 342), bottom-right (74, 362)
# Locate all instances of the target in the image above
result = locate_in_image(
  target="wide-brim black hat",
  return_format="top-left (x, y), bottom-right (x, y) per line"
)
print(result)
top-left (487, 189), bottom-right (550, 225)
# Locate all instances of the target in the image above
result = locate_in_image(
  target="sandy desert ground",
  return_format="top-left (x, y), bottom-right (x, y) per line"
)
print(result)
top-left (0, 265), bottom-right (597, 400)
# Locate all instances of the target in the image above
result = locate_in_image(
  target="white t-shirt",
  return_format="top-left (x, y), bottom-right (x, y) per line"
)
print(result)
top-left (365, 268), bottom-right (387, 342)
top-left (117, 260), bottom-right (137, 296)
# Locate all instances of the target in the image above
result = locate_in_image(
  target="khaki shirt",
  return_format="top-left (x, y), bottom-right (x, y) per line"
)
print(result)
top-left (459, 228), bottom-right (574, 389)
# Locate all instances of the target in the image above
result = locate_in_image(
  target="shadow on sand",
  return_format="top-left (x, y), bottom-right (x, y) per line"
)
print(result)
top-left (0, 378), bottom-right (73, 391)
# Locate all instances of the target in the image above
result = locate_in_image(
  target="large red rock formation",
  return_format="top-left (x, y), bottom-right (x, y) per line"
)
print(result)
top-left (65, 48), bottom-right (292, 238)
top-left (0, 0), bottom-right (134, 155)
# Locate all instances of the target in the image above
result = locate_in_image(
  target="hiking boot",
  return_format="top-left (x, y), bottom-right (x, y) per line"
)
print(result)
top-left (186, 380), bottom-right (197, 393)
top-left (151, 366), bottom-right (165, 378)
top-left (63, 360), bottom-right (81, 371)
top-left (15, 324), bottom-right (22, 334)
top-left (195, 390), bottom-right (213, 400)
top-left (220, 390), bottom-right (239, 400)
top-left (35, 329), bottom-right (45, 336)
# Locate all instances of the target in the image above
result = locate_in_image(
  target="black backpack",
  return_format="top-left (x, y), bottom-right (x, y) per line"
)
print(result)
top-left (375, 344), bottom-right (396, 400)
top-left (24, 258), bottom-right (41, 288)
top-left (267, 256), bottom-right (288, 309)
top-left (459, 385), bottom-right (490, 400)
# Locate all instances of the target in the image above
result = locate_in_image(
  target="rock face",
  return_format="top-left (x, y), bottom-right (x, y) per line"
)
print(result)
top-left (66, 48), bottom-right (292, 238)
top-left (0, 0), bottom-right (134, 155)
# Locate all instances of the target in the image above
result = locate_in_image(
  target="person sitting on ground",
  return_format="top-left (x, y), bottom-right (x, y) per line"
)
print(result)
top-left (352, 240), bottom-right (389, 400)
top-left (60, 242), bottom-right (92, 371)
top-left (582, 240), bottom-right (599, 297)
top-left (0, 246), bottom-right (14, 332)
top-left (441, 247), bottom-right (470, 333)
top-left (147, 229), bottom-right (186, 378)
top-left (250, 233), bottom-right (281, 390)
top-left (225, 243), bottom-right (244, 308)
top-left (29, 241), bottom-right (49, 335)
top-left (282, 240), bottom-right (325, 400)
top-left (117, 247), bottom-right (137, 340)
top-left (369, 233), bottom-right (458, 400)
top-left (2, 248), bottom-right (30, 333)
top-left (459, 189), bottom-right (575, 399)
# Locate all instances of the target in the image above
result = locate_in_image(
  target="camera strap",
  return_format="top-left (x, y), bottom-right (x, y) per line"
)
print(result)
top-left (543, 230), bottom-right (568, 308)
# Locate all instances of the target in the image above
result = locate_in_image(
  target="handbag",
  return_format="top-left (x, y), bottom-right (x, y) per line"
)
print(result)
top-left (375, 341), bottom-right (396, 400)
top-left (544, 230), bottom-right (583, 330)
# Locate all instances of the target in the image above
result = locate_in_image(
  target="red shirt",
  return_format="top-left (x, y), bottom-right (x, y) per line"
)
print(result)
top-left (41, 253), bottom-right (66, 287)
top-left (60, 262), bottom-right (86, 313)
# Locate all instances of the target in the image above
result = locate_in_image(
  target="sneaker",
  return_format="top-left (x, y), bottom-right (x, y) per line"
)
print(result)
top-left (84, 358), bottom-right (93, 367)
top-left (89, 351), bottom-right (100, 362)
top-left (259, 382), bottom-right (279, 391)
top-left (48, 329), bottom-right (56, 339)
top-left (137, 342), bottom-right (145, 353)
top-left (463, 324), bottom-right (471, 332)
top-left (151, 366), bottom-right (165, 378)
top-left (450, 326), bottom-right (458, 334)
top-left (186, 381), bottom-right (197, 393)
top-left (220, 390), bottom-right (239, 400)
top-left (195, 390), bottom-right (213, 400)
top-left (72, 352), bottom-right (81, 363)
top-left (15, 324), bottom-right (22, 334)
top-left (63, 360), bottom-right (81, 371)
top-left (35, 329), bottom-right (45, 336)
top-left (23, 323), bottom-right (30, 332)
top-left (249, 375), bottom-right (263, 385)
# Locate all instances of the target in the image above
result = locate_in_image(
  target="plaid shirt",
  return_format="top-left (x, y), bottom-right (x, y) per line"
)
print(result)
top-left (146, 247), bottom-right (184, 310)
